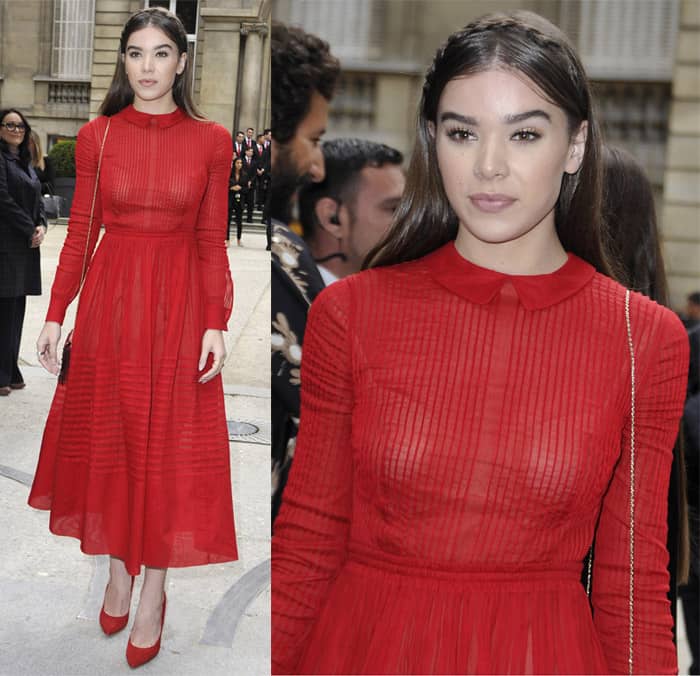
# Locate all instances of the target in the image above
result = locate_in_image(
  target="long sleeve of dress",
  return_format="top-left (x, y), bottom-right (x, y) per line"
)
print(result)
top-left (272, 281), bottom-right (354, 674)
top-left (592, 308), bottom-right (689, 674)
top-left (196, 124), bottom-right (233, 330)
top-left (46, 120), bottom-right (106, 324)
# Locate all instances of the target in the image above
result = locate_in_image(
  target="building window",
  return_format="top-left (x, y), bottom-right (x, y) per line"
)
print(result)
top-left (148, 0), bottom-right (199, 39)
top-left (52, 0), bottom-right (95, 80)
top-left (560, 0), bottom-right (680, 81)
top-left (329, 73), bottom-right (376, 131)
top-left (594, 81), bottom-right (672, 187)
top-left (274, 0), bottom-right (383, 62)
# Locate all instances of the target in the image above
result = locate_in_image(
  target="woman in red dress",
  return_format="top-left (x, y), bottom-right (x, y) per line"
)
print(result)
top-left (272, 11), bottom-right (688, 675)
top-left (29, 7), bottom-right (237, 669)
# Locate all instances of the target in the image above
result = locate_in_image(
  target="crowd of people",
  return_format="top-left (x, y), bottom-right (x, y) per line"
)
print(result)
top-left (229, 126), bottom-right (272, 247)
top-left (270, 14), bottom-right (699, 676)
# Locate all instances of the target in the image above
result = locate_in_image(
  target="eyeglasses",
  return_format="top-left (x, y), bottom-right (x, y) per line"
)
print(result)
top-left (1, 122), bottom-right (26, 132)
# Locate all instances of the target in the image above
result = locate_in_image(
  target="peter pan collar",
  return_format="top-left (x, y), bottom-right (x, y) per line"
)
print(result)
top-left (118, 104), bottom-right (186, 129)
top-left (423, 241), bottom-right (596, 310)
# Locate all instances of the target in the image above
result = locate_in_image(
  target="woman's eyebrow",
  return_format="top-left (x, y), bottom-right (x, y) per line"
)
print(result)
top-left (125, 44), bottom-right (174, 51)
top-left (439, 109), bottom-right (552, 125)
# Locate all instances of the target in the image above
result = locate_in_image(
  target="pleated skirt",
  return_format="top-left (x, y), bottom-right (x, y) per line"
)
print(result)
top-left (29, 229), bottom-right (238, 574)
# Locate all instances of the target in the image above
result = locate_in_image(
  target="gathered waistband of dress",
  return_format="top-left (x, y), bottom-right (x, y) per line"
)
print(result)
top-left (345, 546), bottom-right (582, 590)
top-left (103, 228), bottom-right (195, 240)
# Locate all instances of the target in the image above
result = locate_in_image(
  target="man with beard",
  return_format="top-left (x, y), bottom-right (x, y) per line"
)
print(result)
top-left (270, 22), bottom-right (340, 526)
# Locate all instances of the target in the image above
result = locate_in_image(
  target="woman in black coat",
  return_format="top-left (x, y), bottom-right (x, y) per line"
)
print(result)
top-left (228, 157), bottom-right (251, 246)
top-left (0, 108), bottom-right (47, 395)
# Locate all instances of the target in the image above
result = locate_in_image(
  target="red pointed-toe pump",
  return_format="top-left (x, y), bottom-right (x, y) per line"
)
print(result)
top-left (126, 593), bottom-right (167, 669)
top-left (99, 576), bottom-right (135, 635)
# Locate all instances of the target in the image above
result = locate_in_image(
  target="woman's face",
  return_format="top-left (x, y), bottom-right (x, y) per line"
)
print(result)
top-left (1, 112), bottom-right (26, 150)
top-left (235, 159), bottom-right (243, 171)
top-left (433, 68), bottom-right (585, 251)
top-left (122, 25), bottom-right (186, 109)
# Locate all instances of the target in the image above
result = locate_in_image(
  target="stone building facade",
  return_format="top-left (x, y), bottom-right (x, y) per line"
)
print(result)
top-left (0, 0), bottom-right (271, 151)
top-left (273, 0), bottom-right (698, 308)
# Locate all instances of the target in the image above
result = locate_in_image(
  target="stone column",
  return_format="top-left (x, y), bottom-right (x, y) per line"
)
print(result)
top-left (238, 22), bottom-right (267, 133)
top-left (198, 12), bottom-right (241, 130)
top-left (662, 0), bottom-right (700, 308)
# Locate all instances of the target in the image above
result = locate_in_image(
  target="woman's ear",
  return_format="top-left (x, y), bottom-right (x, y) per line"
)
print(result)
top-left (565, 120), bottom-right (588, 174)
top-left (177, 52), bottom-right (187, 76)
top-left (427, 120), bottom-right (436, 140)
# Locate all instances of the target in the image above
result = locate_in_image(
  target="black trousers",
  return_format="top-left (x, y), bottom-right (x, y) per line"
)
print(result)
top-left (263, 186), bottom-right (272, 249)
top-left (256, 177), bottom-right (268, 209)
top-left (0, 295), bottom-right (26, 387)
top-left (244, 190), bottom-right (254, 223)
top-left (234, 201), bottom-right (244, 240)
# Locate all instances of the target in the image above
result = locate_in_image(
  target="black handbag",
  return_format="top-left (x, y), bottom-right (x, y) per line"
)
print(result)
top-left (58, 119), bottom-right (110, 384)
top-left (42, 192), bottom-right (63, 220)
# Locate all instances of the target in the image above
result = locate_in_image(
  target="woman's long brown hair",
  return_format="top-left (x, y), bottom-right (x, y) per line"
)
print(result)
top-left (603, 145), bottom-right (690, 586)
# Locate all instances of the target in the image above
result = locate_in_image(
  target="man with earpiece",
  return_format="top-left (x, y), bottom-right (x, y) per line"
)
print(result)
top-left (298, 138), bottom-right (404, 285)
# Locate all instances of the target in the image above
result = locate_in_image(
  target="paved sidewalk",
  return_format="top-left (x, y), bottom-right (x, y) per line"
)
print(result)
top-left (0, 224), bottom-right (271, 675)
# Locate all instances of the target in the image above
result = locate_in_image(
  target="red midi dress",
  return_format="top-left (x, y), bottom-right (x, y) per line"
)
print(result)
top-left (272, 243), bottom-right (689, 674)
top-left (28, 105), bottom-right (238, 575)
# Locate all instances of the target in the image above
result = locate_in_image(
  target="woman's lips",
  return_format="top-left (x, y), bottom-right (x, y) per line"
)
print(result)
top-left (138, 80), bottom-right (157, 87)
top-left (469, 193), bottom-right (516, 213)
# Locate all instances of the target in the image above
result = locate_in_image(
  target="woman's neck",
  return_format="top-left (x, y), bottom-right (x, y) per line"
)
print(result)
top-left (454, 222), bottom-right (568, 276)
top-left (132, 94), bottom-right (178, 115)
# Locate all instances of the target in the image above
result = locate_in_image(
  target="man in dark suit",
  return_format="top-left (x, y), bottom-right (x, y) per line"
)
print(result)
top-left (271, 22), bottom-right (339, 526)
top-left (232, 131), bottom-right (245, 159)
top-left (242, 146), bottom-right (257, 222)
top-left (244, 127), bottom-right (256, 153)
top-left (255, 133), bottom-right (269, 210)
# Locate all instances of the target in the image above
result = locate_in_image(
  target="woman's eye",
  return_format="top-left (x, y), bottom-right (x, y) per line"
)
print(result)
top-left (447, 128), bottom-right (476, 141)
top-left (512, 129), bottom-right (540, 141)
top-left (156, 51), bottom-right (169, 57)
top-left (127, 51), bottom-right (140, 58)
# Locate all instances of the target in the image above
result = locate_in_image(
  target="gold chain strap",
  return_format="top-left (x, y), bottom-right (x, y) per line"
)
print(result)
top-left (78, 118), bottom-right (111, 290)
top-left (625, 288), bottom-right (636, 675)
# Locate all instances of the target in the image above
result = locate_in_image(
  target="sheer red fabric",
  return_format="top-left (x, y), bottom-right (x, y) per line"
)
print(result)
top-left (272, 243), bottom-right (689, 675)
top-left (28, 105), bottom-right (238, 575)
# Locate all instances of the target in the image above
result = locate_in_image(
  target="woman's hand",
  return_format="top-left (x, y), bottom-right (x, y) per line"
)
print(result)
top-left (37, 321), bottom-right (61, 375)
top-left (198, 329), bottom-right (227, 384)
top-left (31, 225), bottom-right (46, 248)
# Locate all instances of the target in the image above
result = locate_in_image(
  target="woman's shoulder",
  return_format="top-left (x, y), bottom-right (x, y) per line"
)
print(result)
top-left (590, 270), bottom-right (688, 352)
top-left (187, 117), bottom-right (232, 144)
top-left (78, 115), bottom-right (109, 136)
top-left (313, 258), bottom-right (429, 317)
